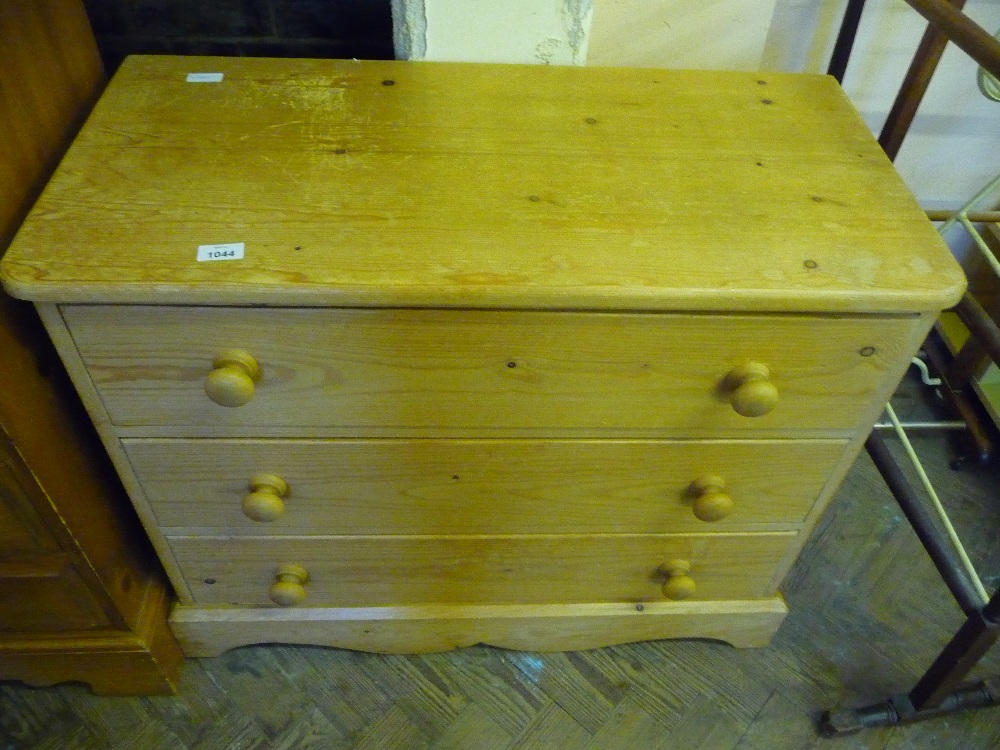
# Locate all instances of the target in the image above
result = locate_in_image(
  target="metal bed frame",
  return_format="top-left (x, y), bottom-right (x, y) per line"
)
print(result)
top-left (817, 0), bottom-right (1000, 735)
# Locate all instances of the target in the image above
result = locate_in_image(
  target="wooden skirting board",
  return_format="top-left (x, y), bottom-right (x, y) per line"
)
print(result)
top-left (170, 599), bottom-right (789, 657)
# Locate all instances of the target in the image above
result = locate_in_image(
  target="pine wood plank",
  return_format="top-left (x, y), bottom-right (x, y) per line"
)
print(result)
top-left (0, 582), bottom-right (182, 695)
top-left (169, 599), bottom-right (788, 656)
top-left (125, 437), bottom-right (843, 535)
top-left (766, 310), bottom-right (940, 590)
top-left (169, 532), bottom-right (794, 607)
top-left (0, 0), bottom-right (103, 247)
top-left (1, 57), bottom-right (964, 313)
top-left (0, 1), bottom-right (183, 696)
top-left (64, 305), bottom-right (917, 435)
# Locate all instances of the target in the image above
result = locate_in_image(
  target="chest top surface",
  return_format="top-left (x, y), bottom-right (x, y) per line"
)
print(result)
top-left (0, 55), bottom-right (963, 313)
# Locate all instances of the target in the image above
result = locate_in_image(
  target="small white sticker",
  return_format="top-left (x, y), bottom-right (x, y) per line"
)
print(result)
top-left (197, 242), bottom-right (245, 262)
top-left (187, 72), bottom-right (224, 83)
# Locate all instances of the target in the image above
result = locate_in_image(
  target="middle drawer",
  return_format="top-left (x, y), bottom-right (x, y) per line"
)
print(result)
top-left (124, 438), bottom-right (844, 534)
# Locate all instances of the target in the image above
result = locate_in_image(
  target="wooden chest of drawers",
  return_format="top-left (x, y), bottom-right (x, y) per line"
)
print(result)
top-left (1, 56), bottom-right (965, 656)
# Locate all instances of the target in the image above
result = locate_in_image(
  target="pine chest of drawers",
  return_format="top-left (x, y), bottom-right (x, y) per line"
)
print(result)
top-left (1, 56), bottom-right (964, 656)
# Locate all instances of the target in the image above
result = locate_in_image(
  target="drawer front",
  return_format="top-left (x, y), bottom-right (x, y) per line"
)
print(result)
top-left (64, 306), bottom-right (915, 435)
top-left (126, 438), bottom-right (844, 534)
top-left (171, 532), bottom-right (795, 607)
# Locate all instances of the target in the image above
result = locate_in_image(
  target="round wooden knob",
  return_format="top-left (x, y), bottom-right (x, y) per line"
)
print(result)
top-left (242, 474), bottom-right (289, 523)
top-left (727, 362), bottom-right (779, 417)
top-left (662, 560), bottom-right (696, 600)
top-left (269, 564), bottom-right (308, 607)
top-left (205, 349), bottom-right (261, 407)
top-left (690, 475), bottom-right (734, 522)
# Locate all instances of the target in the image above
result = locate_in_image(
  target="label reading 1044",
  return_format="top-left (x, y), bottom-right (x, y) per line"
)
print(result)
top-left (197, 242), bottom-right (245, 262)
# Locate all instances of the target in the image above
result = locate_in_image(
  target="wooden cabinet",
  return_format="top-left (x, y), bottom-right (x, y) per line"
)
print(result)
top-left (0, 296), bottom-right (182, 693)
top-left (0, 56), bottom-right (965, 656)
top-left (0, 0), bottom-right (181, 693)
top-left (0, 445), bottom-right (112, 633)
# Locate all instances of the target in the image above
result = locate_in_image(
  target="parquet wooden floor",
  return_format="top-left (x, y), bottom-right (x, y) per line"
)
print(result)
top-left (3, 376), bottom-right (1000, 749)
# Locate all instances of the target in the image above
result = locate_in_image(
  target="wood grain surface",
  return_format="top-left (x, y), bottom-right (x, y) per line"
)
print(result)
top-left (1, 54), bottom-right (970, 671)
top-left (4, 421), bottom-right (1000, 748)
top-left (0, 0), bottom-right (103, 249)
top-left (170, 599), bottom-right (789, 656)
top-left (169, 532), bottom-right (794, 608)
top-left (125, 438), bottom-right (843, 534)
top-left (64, 305), bottom-right (918, 435)
top-left (0, 56), bottom-right (964, 312)
top-left (0, 0), bottom-right (182, 695)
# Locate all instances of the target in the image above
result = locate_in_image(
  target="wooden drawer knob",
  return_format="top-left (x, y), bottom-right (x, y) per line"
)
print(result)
top-left (205, 349), bottom-right (261, 407)
top-left (269, 564), bottom-right (308, 607)
top-left (662, 560), bottom-right (696, 601)
top-left (243, 474), bottom-right (289, 523)
top-left (727, 362), bottom-right (779, 417)
top-left (690, 475), bottom-right (734, 522)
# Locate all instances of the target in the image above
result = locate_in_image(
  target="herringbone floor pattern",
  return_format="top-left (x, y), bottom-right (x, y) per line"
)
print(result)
top-left (3, 378), bottom-right (1000, 749)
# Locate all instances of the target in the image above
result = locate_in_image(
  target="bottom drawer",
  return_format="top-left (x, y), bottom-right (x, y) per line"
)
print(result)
top-left (171, 533), bottom-right (795, 608)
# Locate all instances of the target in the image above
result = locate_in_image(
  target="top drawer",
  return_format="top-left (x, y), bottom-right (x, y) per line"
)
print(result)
top-left (62, 306), bottom-right (915, 436)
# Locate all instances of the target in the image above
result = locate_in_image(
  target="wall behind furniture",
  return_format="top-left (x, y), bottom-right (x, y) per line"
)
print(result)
top-left (81, 0), bottom-right (393, 71)
top-left (761, 0), bottom-right (1000, 212)
top-left (588, 0), bottom-right (779, 70)
top-left (841, 1), bottom-right (999, 211)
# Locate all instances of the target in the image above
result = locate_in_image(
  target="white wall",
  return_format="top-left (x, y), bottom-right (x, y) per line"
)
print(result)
top-left (393, 0), bottom-right (593, 65)
top-left (838, 0), bottom-right (1000, 211)
top-left (847, 1), bottom-right (1000, 269)
top-left (587, 0), bottom-right (778, 70)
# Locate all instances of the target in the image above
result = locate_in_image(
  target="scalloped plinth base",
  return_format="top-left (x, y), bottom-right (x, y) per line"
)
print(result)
top-left (170, 598), bottom-right (788, 657)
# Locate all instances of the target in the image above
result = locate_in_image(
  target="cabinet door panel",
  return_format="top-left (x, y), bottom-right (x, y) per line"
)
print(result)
top-left (0, 555), bottom-right (110, 632)
top-left (0, 446), bottom-right (59, 554)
